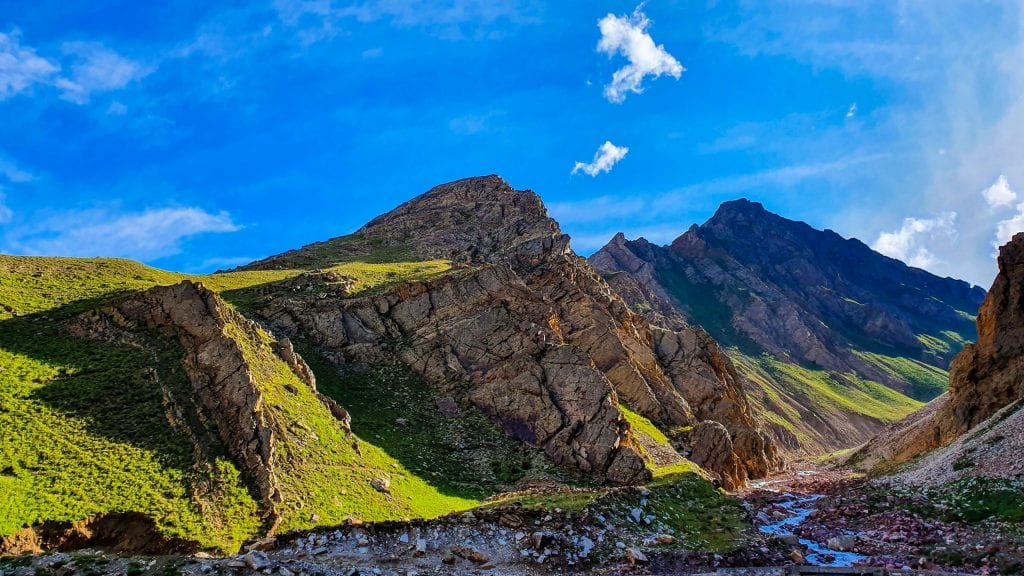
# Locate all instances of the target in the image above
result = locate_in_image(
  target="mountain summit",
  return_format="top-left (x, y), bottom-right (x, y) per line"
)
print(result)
top-left (590, 200), bottom-right (985, 454)
top-left (244, 176), bottom-right (782, 488)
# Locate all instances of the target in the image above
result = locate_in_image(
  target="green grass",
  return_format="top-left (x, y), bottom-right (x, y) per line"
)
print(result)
top-left (483, 471), bottom-right (747, 553)
top-left (757, 354), bottom-right (922, 422)
top-left (0, 313), bottom-right (261, 552)
top-left (0, 256), bottom-right (181, 318)
top-left (620, 404), bottom-right (670, 445)
top-left (0, 254), bottom-right (467, 551)
top-left (853, 350), bottom-right (949, 400)
top-left (239, 234), bottom-right (420, 271)
top-left (225, 323), bottom-right (478, 532)
top-left (604, 472), bottom-right (747, 553)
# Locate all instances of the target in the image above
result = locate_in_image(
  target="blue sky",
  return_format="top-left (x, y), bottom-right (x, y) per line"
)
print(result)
top-left (0, 1), bottom-right (1022, 286)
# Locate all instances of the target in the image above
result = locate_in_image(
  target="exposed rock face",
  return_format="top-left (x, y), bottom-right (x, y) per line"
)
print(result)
top-left (590, 200), bottom-right (984, 454)
top-left (689, 421), bottom-right (743, 491)
top-left (854, 233), bottom-right (1024, 474)
top-left (248, 176), bottom-right (782, 487)
top-left (945, 234), bottom-right (1024, 435)
top-left (69, 280), bottom-right (332, 530)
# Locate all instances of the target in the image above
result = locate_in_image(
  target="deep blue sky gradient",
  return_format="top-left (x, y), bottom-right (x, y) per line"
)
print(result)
top-left (1, 1), bottom-right (1021, 286)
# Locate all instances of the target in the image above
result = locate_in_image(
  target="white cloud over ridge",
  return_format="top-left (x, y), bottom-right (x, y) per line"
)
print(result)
top-left (872, 212), bottom-right (957, 269)
top-left (572, 141), bottom-right (629, 177)
top-left (597, 7), bottom-right (683, 103)
top-left (6, 207), bottom-right (240, 261)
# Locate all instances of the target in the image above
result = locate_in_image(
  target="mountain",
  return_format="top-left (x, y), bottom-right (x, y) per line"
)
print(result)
top-left (851, 232), bottom-right (1024, 480)
top-left (240, 176), bottom-right (781, 488)
top-left (589, 199), bottom-right (985, 454)
top-left (0, 176), bottom-right (781, 556)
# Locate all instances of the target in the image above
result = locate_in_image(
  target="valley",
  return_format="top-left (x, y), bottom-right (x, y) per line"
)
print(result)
top-left (1, 176), bottom-right (1022, 575)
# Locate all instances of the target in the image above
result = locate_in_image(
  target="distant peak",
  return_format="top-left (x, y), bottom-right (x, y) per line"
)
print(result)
top-left (713, 198), bottom-right (769, 217)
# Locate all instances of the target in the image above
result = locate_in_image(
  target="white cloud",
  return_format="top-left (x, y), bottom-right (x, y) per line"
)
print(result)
top-left (572, 141), bottom-right (629, 177)
top-left (994, 202), bottom-right (1024, 250)
top-left (597, 6), bottom-right (683, 103)
top-left (0, 191), bottom-right (12, 224)
top-left (0, 31), bottom-right (59, 100)
top-left (0, 31), bottom-right (146, 105)
top-left (872, 212), bottom-right (958, 269)
top-left (6, 207), bottom-right (239, 261)
top-left (982, 174), bottom-right (1016, 208)
top-left (846, 103), bottom-right (857, 118)
top-left (55, 42), bottom-right (147, 104)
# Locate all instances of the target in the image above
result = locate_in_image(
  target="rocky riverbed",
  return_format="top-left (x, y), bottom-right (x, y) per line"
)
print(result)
top-left (5, 468), bottom-right (1023, 575)
top-left (747, 468), bottom-right (1024, 575)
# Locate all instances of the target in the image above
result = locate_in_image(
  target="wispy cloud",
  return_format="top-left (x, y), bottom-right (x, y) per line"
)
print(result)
top-left (597, 6), bottom-right (683, 103)
top-left (845, 103), bottom-right (857, 118)
top-left (0, 191), bottom-right (12, 224)
top-left (871, 212), bottom-right (958, 269)
top-left (549, 195), bottom-right (646, 224)
top-left (0, 157), bottom-right (32, 183)
top-left (0, 30), bottom-right (59, 100)
top-left (273, 0), bottom-right (541, 42)
top-left (0, 30), bottom-right (146, 105)
top-left (194, 255), bottom-right (255, 272)
top-left (55, 42), bottom-right (148, 104)
top-left (449, 109), bottom-right (505, 135)
top-left (572, 140), bottom-right (629, 177)
top-left (5, 207), bottom-right (240, 261)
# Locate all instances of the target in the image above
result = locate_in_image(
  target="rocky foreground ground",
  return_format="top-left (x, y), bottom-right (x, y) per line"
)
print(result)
top-left (4, 467), bottom-right (1023, 576)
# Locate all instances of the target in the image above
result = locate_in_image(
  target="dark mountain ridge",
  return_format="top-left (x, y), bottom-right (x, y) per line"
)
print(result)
top-left (590, 199), bottom-right (984, 453)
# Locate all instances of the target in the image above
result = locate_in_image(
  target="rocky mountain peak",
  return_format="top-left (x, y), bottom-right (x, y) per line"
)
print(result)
top-left (357, 175), bottom-right (567, 267)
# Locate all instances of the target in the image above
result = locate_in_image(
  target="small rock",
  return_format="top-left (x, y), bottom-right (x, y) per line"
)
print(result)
top-left (370, 478), bottom-right (390, 492)
top-left (245, 537), bottom-right (278, 549)
top-left (453, 547), bottom-right (490, 564)
top-left (626, 548), bottom-right (648, 565)
top-left (655, 534), bottom-right (675, 545)
top-left (789, 549), bottom-right (805, 564)
top-left (630, 508), bottom-right (643, 523)
top-left (244, 551), bottom-right (271, 570)
top-left (826, 535), bottom-right (857, 551)
top-left (414, 538), bottom-right (427, 556)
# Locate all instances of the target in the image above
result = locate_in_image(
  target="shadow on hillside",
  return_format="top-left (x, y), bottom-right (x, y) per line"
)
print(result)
top-left (0, 305), bottom-right (209, 469)
top-left (298, 344), bottom-right (573, 501)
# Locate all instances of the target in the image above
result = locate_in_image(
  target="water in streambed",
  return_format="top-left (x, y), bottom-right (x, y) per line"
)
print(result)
top-left (758, 493), bottom-right (869, 567)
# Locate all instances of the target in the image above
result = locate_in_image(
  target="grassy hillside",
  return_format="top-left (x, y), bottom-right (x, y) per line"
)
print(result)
top-left (0, 310), bottom-right (262, 551)
top-left (733, 351), bottom-right (925, 455)
top-left (0, 254), bottom-right (461, 551)
top-left (0, 253), bottom-right (730, 554)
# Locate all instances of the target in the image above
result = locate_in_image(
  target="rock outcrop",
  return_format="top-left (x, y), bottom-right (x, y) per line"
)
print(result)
top-left (69, 280), bottom-right (335, 531)
top-left (246, 176), bottom-right (782, 487)
top-left (590, 200), bottom-right (984, 454)
top-left (853, 233), bottom-right (1024, 475)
